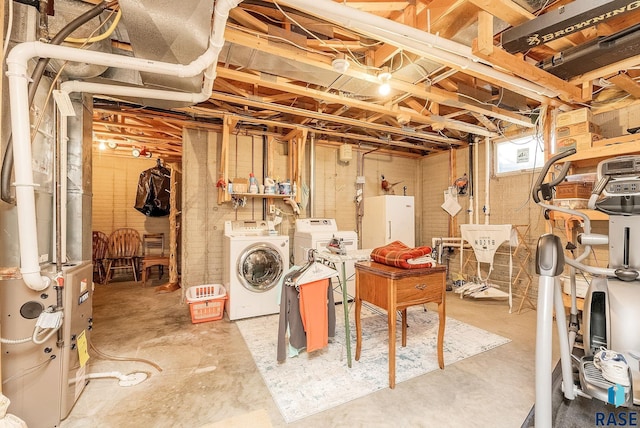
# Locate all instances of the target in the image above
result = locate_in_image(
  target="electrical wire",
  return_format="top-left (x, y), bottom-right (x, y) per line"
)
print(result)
top-left (273, 0), bottom-right (337, 53)
top-left (264, 1), bottom-right (388, 73)
top-left (64, 8), bottom-right (122, 44)
top-left (1, 355), bottom-right (55, 386)
top-left (1, 0), bottom-right (14, 65)
top-left (29, 7), bottom-right (121, 143)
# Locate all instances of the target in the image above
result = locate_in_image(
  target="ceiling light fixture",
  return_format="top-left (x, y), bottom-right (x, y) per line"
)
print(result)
top-left (331, 53), bottom-right (350, 74)
top-left (107, 141), bottom-right (118, 149)
top-left (378, 68), bottom-right (392, 96)
top-left (98, 141), bottom-right (106, 150)
top-left (132, 147), bottom-right (153, 158)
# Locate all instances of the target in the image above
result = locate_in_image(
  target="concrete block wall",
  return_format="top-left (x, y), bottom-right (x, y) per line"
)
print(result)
top-left (419, 150), bottom-right (452, 243)
top-left (311, 145), bottom-right (420, 245)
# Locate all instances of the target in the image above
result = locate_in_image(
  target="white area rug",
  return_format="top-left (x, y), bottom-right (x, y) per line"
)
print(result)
top-left (236, 305), bottom-right (510, 423)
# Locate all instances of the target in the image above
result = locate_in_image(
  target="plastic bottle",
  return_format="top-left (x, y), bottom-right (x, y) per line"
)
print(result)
top-left (249, 173), bottom-right (259, 194)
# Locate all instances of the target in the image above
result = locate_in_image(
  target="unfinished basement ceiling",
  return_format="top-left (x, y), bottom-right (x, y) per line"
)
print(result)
top-left (50, 0), bottom-right (640, 159)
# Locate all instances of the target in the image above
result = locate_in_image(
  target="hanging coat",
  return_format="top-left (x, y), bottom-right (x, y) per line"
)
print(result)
top-left (134, 163), bottom-right (171, 217)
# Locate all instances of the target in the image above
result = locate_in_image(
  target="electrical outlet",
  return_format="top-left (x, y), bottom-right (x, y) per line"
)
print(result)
top-left (269, 204), bottom-right (275, 214)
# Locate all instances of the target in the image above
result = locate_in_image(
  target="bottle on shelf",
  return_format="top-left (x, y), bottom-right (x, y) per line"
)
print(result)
top-left (249, 173), bottom-right (259, 194)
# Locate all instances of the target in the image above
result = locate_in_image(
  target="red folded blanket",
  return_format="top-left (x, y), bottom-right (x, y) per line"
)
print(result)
top-left (370, 241), bottom-right (435, 269)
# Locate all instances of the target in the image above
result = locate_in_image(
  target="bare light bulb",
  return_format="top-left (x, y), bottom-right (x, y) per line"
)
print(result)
top-left (98, 141), bottom-right (106, 150)
top-left (378, 70), bottom-right (392, 96)
top-left (378, 82), bottom-right (391, 96)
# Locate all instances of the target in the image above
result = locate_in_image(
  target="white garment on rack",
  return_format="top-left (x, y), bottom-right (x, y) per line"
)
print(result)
top-left (460, 224), bottom-right (514, 312)
top-left (460, 224), bottom-right (512, 266)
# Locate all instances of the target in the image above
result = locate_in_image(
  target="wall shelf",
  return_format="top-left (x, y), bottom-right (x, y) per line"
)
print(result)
top-left (549, 209), bottom-right (609, 221)
top-left (563, 137), bottom-right (640, 168)
top-left (229, 193), bottom-right (290, 199)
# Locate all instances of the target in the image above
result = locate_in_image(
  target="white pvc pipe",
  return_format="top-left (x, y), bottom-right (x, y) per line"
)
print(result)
top-left (6, 0), bottom-right (242, 291)
top-left (474, 139), bottom-right (479, 225)
top-left (484, 136), bottom-right (490, 225)
top-left (277, 0), bottom-right (559, 99)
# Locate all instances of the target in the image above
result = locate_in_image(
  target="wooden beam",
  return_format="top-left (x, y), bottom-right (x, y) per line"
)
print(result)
top-left (216, 67), bottom-right (475, 132)
top-left (209, 90), bottom-right (486, 139)
top-left (217, 66), bottom-right (531, 130)
top-left (467, 0), bottom-right (533, 26)
top-left (471, 39), bottom-right (585, 103)
top-left (569, 54), bottom-right (640, 86)
top-left (476, 10), bottom-right (494, 56)
top-left (229, 8), bottom-right (269, 33)
top-left (607, 72), bottom-right (640, 99)
top-left (168, 163), bottom-right (179, 286)
top-left (373, 43), bottom-right (401, 68)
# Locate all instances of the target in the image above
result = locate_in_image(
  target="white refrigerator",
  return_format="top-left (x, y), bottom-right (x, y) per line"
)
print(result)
top-left (361, 195), bottom-right (415, 248)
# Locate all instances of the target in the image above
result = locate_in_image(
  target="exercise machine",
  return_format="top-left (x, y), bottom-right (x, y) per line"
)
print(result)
top-left (532, 148), bottom-right (640, 427)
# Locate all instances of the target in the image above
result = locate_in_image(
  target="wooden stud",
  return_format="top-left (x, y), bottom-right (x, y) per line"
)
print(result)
top-left (476, 10), bottom-right (494, 56)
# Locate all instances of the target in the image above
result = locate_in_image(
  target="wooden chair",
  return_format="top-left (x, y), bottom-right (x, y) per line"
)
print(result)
top-left (140, 233), bottom-right (170, 286)
top-left (92, 231), bottom-right (109, 284)
top-left (105, 228), bottom-right (142, 284)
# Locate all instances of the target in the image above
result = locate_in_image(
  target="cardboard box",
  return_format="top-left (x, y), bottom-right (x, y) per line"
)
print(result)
top-left (555, 181), bottom-right (593, 199)
top-left (556, 122), bottom-right (600, 139)
top-left (557, 133), bottom-right (602, 152)
top-left (556, 108), bottom-right (593, 127)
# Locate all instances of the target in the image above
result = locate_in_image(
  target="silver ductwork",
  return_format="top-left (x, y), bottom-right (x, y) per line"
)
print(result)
top-left (47, 0), bottom-right (113, 78)
top-left (113, 0), bottom-right (213, 107)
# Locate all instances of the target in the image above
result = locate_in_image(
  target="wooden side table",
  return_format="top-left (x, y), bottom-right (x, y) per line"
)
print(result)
top-left (354, 261), bottom-right (446, 389)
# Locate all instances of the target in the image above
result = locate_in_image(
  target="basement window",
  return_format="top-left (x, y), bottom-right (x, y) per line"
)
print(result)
top-left (495, 134), bottom-right (544, 175)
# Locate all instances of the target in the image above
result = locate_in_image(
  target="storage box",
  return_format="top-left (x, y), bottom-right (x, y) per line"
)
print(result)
top-left (186, 284), bottom-right (227, 323)
top-left (231, 178), bottom-right (248, 194)
top-left (556, 108), bottom-right (593, 127)
top-left (557, 133), bottom-right (602, 152)
top-left (556, 122), bottom-right (600, 139)
top-left (555, 181), bottom-right (593, 199)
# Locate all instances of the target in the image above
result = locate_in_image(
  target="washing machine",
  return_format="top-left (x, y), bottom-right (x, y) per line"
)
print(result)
top-left (223, 220), bottom-right (289, 320)
top-left (293, 218), bottom-right (358, 302)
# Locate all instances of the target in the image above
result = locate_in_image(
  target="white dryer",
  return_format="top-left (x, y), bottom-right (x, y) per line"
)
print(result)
top-left (223, 220), bottom-right (289, 320)
top-left (293, 218), bottom-right (358, 302)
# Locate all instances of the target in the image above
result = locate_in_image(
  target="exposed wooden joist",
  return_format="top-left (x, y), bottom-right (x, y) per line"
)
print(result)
top-left (224, 28), bottom-right (534, 127)
top-left (214, 67), bottom-right (494, 136)
top-left (608, 72), bottom-right (640, 99)
top-left (471, 39), bottom-right (586, 103)
top-left (467, 0), bottom-right (533, 26)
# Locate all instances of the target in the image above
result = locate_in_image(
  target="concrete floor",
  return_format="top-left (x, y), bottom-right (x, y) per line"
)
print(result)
top-left (59, 277), bottom-right (545, 428)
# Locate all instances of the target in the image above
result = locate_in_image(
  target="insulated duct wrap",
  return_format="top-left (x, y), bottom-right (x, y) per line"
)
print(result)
top-left (118, 0), bottom-right (213, 98)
